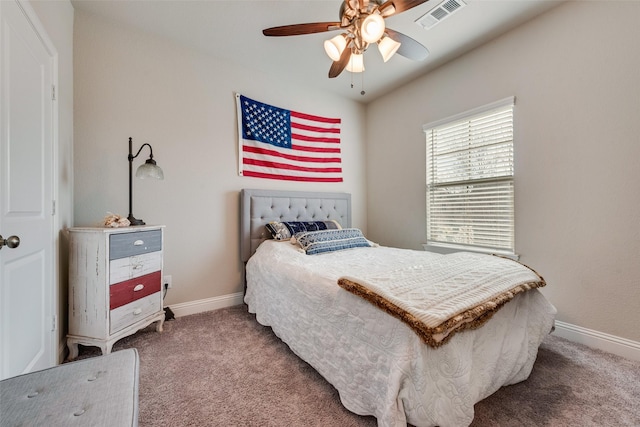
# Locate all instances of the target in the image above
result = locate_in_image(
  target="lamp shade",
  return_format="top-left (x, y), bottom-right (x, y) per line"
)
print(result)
top-left (324, 34), bottom-right (347, 62)
top-left (345, 53), bottom-right (365, 73)
top-left (361, 13), bottom-right (385, 43)
top-left (377, 36), bottom-right (401, 62)
top-left (136, 159), bottom-right (164, 180)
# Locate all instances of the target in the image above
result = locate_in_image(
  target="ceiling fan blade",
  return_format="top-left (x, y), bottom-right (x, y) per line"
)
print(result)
top-left (379, 0), bottom-right (429, 16)
top-left (329, 48), bottom-right (352, 78)
top-left (263, 22), bottom-right (342, 37)
top-left (385, 28), bottom-right (429, 61)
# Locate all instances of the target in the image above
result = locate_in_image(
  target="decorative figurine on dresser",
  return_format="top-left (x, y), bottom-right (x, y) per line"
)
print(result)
top-left (66, 225), bottom-right (165, 359)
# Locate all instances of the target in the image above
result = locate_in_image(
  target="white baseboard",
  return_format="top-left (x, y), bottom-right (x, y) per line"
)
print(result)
top-left (553, 320), bottom-right (640, 362)
top-left (166, 292), bottom-right (245, 318)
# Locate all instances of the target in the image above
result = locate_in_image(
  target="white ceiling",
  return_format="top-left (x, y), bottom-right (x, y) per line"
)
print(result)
top-left (70, 0), bottom-right (563, 103)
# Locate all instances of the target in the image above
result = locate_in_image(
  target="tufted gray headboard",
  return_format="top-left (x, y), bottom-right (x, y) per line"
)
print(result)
top-left (240, 189), bottom-right (352, 262)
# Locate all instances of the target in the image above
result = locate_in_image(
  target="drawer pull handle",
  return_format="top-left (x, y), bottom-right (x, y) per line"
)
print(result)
top-left (133, 308), bottom-right (143, 315)
top-left (133, 284), bottom-right (144, 292)
top-left (132, 264), bottom-right (142, 270)
top-left (133, 240), bottom-right (144, 246)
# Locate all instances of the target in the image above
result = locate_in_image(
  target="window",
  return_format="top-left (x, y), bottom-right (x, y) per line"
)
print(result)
top-left (423, 97), bottom-right (515, 255)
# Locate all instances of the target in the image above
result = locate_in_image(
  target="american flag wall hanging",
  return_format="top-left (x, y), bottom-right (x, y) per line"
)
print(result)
top-left (236, 94), bottom-right (343, 182)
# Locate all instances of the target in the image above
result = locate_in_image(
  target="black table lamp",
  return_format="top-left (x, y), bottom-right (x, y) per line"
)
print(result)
top-left (128, 137), bottom-right (164, 226)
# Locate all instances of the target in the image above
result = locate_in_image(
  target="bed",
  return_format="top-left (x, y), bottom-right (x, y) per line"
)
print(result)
top-left (240, 188), bottom-right (556, 427)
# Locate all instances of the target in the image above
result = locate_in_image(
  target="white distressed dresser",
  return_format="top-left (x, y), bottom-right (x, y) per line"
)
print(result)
top-left (67, 225), bottom-right (165, 359)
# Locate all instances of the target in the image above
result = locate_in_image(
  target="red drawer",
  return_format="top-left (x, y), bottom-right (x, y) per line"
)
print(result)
top-left (110, 271), bottom-right (161, 310)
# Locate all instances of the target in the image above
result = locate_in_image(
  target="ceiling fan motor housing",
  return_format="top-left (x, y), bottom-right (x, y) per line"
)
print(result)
top-left (339, 0), bottom-right (386, 53)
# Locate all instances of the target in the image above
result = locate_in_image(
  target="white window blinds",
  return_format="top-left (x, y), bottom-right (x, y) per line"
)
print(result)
top-left (424, 97), bottom-right (515, 253)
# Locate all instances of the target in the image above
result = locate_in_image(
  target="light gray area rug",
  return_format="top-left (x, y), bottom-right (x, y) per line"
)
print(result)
top-left (75, 305), bottom-right (640, 426)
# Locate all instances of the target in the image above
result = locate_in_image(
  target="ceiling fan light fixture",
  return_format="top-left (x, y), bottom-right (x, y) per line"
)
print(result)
top-left (377, 36), bottom-right (401, 62)
top-left (346, 52), bottom-right (365, 73)
top-left (361, 13), bottom-right (385, 43)
top-left (324, 33), bottom-right (348, 61)
top-left (378, 2), bottom-right (396, 17)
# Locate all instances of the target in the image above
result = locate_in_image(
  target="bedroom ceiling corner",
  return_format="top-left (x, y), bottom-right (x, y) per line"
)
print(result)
top-left (70, 0), bottom-right (565, 103)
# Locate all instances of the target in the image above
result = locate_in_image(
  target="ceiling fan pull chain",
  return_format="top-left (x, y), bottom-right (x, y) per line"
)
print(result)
top-left (361, 70), bottom-right (366, 95)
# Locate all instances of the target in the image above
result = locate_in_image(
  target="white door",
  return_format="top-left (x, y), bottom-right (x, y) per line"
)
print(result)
top-left (0, 0), bottom-right (56, 380)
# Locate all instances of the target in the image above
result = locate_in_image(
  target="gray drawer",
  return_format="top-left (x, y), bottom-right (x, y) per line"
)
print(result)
top-left (109, 230), bottom-right (162, 260)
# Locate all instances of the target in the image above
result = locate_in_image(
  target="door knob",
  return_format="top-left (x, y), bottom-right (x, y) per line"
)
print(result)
top-left (0, 235), bottom-right (20, 250)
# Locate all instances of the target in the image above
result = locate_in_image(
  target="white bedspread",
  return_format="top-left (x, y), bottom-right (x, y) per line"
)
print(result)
top-left (245, 241), bottom-right (557, 427)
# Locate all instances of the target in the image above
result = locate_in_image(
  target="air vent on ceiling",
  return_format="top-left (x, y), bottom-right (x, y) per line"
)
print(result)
top-left (415, 0), bottom-right (467, 30)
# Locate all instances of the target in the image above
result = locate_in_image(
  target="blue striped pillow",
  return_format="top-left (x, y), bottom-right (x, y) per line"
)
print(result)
top-left (266, 220), bottom-right (341, 241)
top-left (294, 228), bottom-right (373, 255)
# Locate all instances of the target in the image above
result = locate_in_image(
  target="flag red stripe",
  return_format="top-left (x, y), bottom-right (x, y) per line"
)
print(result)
top-left (291, 122), bottom-right (340, 134)
top-left (292, 133), bottom-right (341, 144)
top-left (243, 158), bottom-right (342, 173)
top-left (291, 111), bottom-right (341, 124)
top-left (243, 170), bottom-right (343, 182)
top-left (243, 145), bottom-right (341, 163)
top-left (291, 143), bottom-right (341, 154)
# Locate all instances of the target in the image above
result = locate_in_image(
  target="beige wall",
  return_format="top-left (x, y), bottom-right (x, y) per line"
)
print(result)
top-left (30, 0), bottom-right (75, 360)
top-left (73, 11), bottom-right (367, 306)
top-left (366, 1), bottom-right (640, 342)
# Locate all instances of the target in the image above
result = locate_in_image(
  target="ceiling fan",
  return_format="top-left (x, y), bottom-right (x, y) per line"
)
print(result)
top-left (263, 0), bottom-right (431, 79)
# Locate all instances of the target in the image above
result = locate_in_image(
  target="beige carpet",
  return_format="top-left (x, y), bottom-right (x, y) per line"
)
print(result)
top-left (75, 305), bottom-right (640, 426)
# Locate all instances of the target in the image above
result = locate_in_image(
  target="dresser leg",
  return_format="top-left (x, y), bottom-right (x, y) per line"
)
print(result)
top-left (156, 317), bottom-right (165, 333)
top-left (67, 340), bottom-right (79, 361)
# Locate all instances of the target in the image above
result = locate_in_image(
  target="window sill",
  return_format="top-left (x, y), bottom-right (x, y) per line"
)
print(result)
top-left (422, 242), bottom-right (520, 261)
